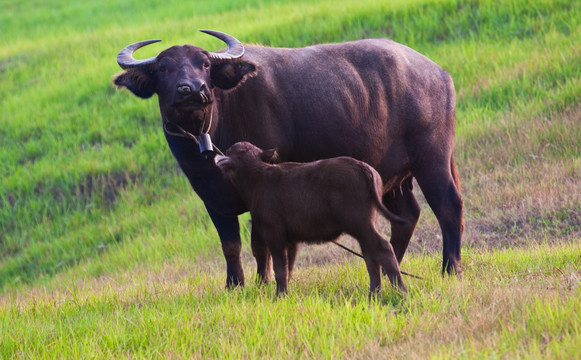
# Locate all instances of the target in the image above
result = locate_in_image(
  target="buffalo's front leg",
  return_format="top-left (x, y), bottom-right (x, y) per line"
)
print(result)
top-left (206, 206), bottom-right (245, 288)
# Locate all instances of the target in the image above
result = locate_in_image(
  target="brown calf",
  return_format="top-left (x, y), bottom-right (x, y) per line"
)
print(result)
top-left (215, 142), bottom-right (407, 296)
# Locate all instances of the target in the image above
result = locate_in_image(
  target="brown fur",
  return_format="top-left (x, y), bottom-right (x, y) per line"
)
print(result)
top-left (216, 142), bottom-right (407, 296)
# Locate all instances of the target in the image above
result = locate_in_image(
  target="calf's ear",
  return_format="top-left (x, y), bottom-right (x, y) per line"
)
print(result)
top-left (211, 60), bottom-right (257, 90)
top-left (113, 69), bottom-right (156, 99)
top-left (260, 149), bottom-right (279, 164)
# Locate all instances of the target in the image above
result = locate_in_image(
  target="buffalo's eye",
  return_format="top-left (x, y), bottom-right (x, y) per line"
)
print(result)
top-left (203, 61), bottom-right (211, 69)
top-left (158, 64), bottom-right (168, 73)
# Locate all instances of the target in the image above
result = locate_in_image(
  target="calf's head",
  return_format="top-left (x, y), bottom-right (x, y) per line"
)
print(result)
top-left (114, 30), bottom-right (257, 134)
top-left (215, 142), bottom-right (278, 181)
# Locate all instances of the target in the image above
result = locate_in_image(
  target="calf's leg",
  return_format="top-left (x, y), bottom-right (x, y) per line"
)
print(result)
top-left (359, 244), bottom-right (382, 296)
top-left (375, 232), bottom-right (407, 293)
top-left (359, 230), bottom-right (407, 295)
top-left (251, 224), bottom-right (272, 284)
top-left (270, 245), bottom-right (290, 296)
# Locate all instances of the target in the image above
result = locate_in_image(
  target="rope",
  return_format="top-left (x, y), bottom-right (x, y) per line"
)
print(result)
top-left (163, 122), bottom-right (199, 142)
top-left (162, 106), bottom-right (224, 156)
top-left (332, 240), bottom-right (424, 280)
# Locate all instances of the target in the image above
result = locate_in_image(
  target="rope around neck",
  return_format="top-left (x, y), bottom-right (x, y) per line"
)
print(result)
top-left (162, 106), bottom-right (224, 156)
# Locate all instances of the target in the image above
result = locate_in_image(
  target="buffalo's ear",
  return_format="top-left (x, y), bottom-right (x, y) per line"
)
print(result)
top-left (260, 148), bottom-right (279, 164)
top-left (211, 60), bottom-right (257, 90)
top-left (113, 69), bottom-right (156, 99)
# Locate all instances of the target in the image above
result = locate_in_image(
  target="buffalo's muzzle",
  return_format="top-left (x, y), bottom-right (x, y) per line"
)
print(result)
top-left (176, 82), bottom-right (209, 104)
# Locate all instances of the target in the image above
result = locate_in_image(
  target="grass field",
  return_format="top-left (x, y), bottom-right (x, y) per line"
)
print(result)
top-left (1, 0), bottom-right (580, 358)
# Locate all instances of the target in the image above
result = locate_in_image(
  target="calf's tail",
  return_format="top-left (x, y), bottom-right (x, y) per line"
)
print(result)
top-left (363, 164), bottom-right (406, 225)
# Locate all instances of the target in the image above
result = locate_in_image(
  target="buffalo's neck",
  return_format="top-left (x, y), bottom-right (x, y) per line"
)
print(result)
top-left (163, 128), bottom-right (247, 215)
top-left (210, 93), bottom-right (250, 149)
top-left (163, 129), bottom-right (206, 166)
top-left (210, 88), bottom-right (293, 157)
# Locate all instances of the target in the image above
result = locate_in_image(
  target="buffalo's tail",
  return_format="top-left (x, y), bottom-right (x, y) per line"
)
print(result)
top-left (451, 154), bottom-right (465, 233)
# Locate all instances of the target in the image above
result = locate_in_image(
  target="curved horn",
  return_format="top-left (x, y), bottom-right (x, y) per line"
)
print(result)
top-left (200, 30), bottom-right (245, 62)
top-left (117, 39), bottom-right (162, 70)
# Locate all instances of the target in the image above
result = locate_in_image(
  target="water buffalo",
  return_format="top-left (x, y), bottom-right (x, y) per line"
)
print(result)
top-left (215, 141), bottom-right (407, 296)
top-left (113, 30), bottom-right (464, 287)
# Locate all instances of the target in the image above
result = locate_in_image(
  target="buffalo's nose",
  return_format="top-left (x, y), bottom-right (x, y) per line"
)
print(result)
top-left (177, 82), bottom-right (208, 103)
top-left (177, 84), bottom-right (193, 95)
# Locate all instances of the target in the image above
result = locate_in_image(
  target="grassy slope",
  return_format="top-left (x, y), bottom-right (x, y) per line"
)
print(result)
top-left (1, 0), bottom-right (580, 357)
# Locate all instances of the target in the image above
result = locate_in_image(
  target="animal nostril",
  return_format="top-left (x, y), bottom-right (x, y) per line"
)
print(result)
top-left (200, 82), bottom-right (209, 104)
top-left (177, 85), bottom-right (192, 95)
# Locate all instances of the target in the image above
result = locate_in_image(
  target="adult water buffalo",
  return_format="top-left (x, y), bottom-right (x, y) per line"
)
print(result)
top-left (114, 30), bottom-right (464, 287)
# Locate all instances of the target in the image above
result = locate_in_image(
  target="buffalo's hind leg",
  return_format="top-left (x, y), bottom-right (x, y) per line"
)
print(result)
top-left (206, 206), bottom-right (245, 288)
top-left (383, 177), bottom-right (421, 264)
top-left (414, 158), bottom-right (464, 276)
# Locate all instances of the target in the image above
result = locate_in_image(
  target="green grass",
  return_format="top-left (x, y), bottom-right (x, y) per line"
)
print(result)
top-left (1, 0), bottom-right (580, 358)
top-left (2, 244), bottom-right (579, 358)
